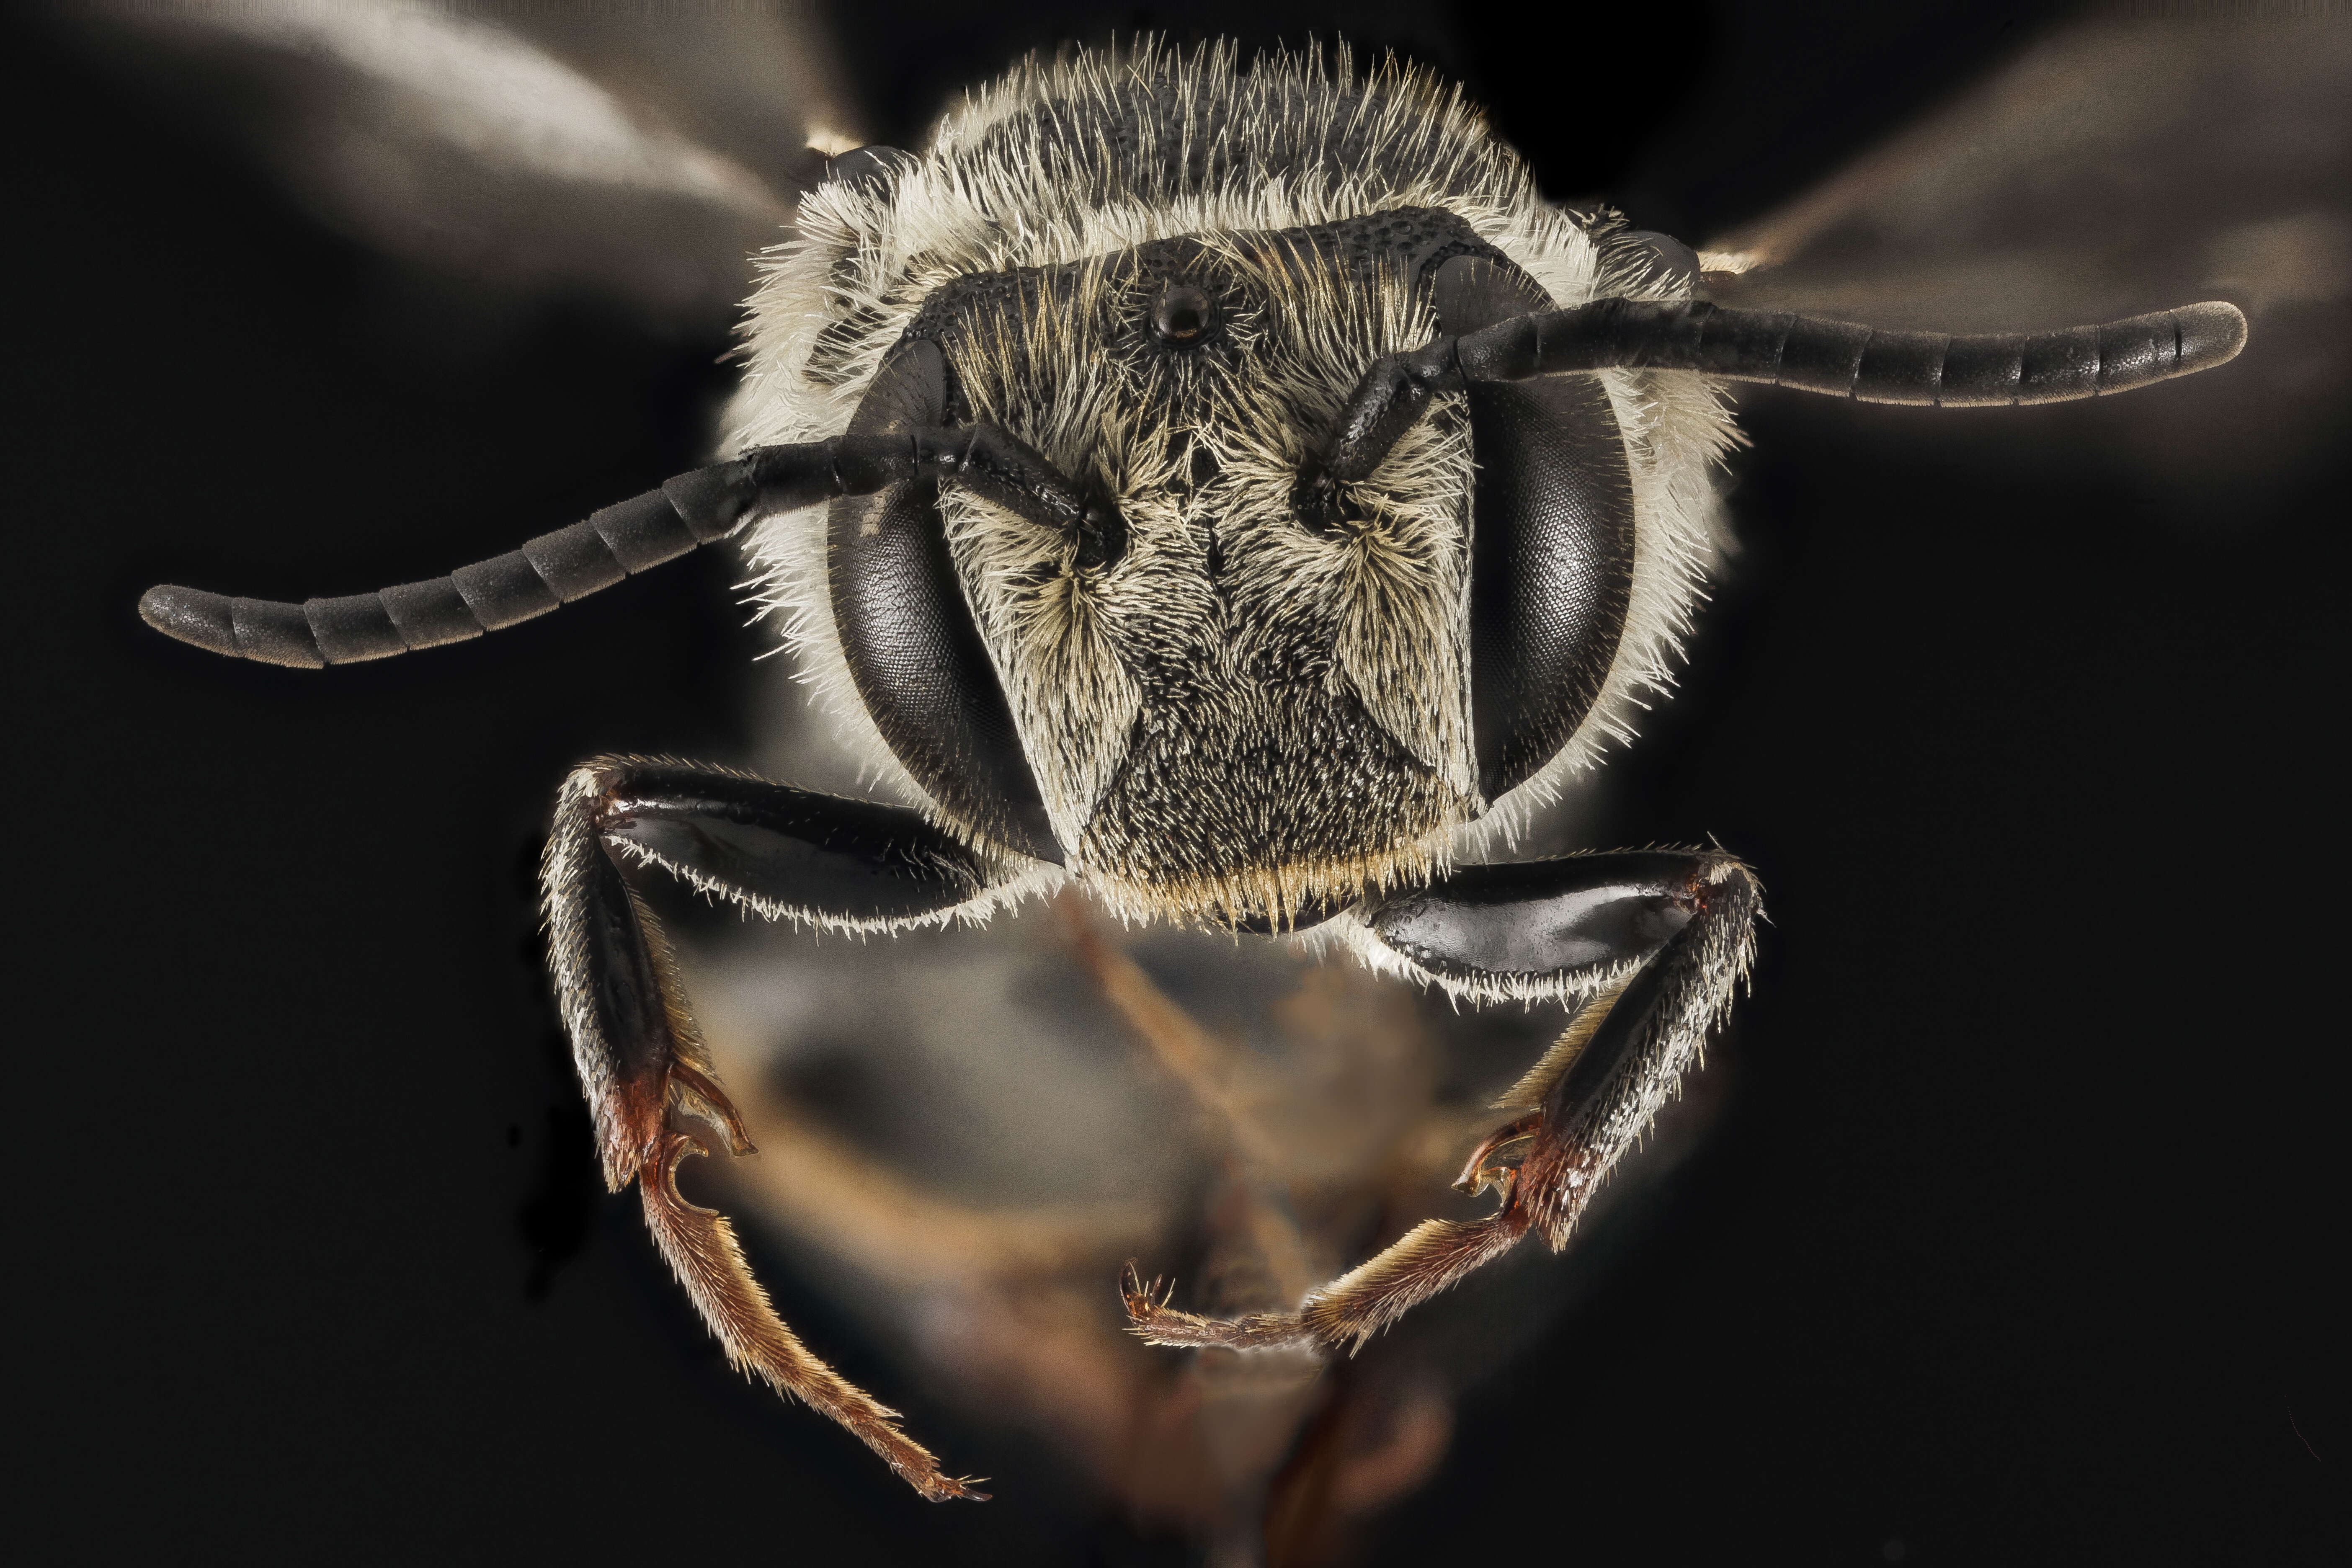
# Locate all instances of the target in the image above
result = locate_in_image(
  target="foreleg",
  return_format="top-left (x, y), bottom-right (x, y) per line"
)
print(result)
top-left (1126, 849), bottom-right (1760, 1354)
top-left (542, 754), bottom-right (1020, 1498)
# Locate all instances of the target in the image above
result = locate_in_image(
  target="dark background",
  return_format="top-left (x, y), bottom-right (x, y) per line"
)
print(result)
top-left (7, 2), bottom-right (2343, 1563)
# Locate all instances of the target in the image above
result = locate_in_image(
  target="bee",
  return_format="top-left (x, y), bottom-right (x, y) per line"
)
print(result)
top-left (127, 32), bottom-right (2257, 1506)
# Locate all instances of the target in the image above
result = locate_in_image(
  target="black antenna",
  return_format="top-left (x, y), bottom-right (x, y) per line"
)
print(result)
top-left (139, 426), bottom-right (1104, 668)
top-left (1315, 299), bottom-right (2248, 487)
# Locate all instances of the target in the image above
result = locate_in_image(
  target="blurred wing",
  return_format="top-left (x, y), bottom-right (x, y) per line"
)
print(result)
top-left (1700, 13), bottom-right (2352, 487)
top-left (51, 0), bottom-right (863, 329)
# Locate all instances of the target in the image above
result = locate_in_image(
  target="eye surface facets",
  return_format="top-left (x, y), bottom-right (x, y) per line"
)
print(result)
top-left (1152, 283), bottom-right (1213, 344)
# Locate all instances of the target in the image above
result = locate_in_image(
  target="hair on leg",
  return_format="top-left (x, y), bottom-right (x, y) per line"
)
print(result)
top-left (1125, 850), bottom-right (1760, 1356)
top-left (542, 753), bottom-right (1010, 1498)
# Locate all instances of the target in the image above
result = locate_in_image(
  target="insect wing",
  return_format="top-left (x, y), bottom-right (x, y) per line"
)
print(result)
top-left (47, 0), bottom-right (863, 328)
top-left (1700, 13), bottom-right (2352, 488)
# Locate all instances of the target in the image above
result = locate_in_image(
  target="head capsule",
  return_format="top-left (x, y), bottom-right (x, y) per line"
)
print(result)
top-left (820, 208), bottom-right (1646, 926)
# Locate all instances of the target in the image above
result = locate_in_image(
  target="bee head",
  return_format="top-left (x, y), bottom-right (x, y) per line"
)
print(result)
top-left (823, 211), bottom-right (1641, 928)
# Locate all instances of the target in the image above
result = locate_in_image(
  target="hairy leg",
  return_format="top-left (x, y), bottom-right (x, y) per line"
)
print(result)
top-left (542, 754), bottom-right (1011, 1498)
top-left (1126, 849), bottom-right (1760, 1354)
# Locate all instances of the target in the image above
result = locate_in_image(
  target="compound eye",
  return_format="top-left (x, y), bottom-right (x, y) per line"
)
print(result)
top-left (828, 342), bottom-right (1063, 864)
top-left (1152, 284), bottom-right (1213, 345)
top-left (1431, 253), bottom-right (1639, 804)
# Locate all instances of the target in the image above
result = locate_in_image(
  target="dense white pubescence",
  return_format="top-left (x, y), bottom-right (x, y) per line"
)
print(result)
top-left (938, 246), bottom-right (1483, 921)
top-left (726, 39), bottom-right (1737, 899)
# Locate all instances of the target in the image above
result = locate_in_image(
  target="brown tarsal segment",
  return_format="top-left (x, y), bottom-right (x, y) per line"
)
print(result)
top-left (1303, 1207), bottom-right (1536, 1351)
top-left (1123, 1196), bottom-right (1537, 1357)
top-left (1121, 1263), bottom-right (1315, 1351)
top-left (640, 1134), bottom-right (986, 1502)
top-left (1122, 1106), bottom-right (1572, 1355)
top-left (1122, 1135), bottom-right (1537, 1356)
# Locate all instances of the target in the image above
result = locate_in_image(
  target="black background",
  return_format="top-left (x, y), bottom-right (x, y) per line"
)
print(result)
top-left (7, 2), bottom-right (2344, 1563)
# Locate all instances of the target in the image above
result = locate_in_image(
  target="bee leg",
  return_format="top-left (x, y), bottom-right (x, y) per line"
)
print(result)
top-left (1452, 1112), bottom-right (1543, 1198)
top-left (1125, 848), bottom-right (1760, 1355)
top-left (542, 754), bottom-right (1006, 1500)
